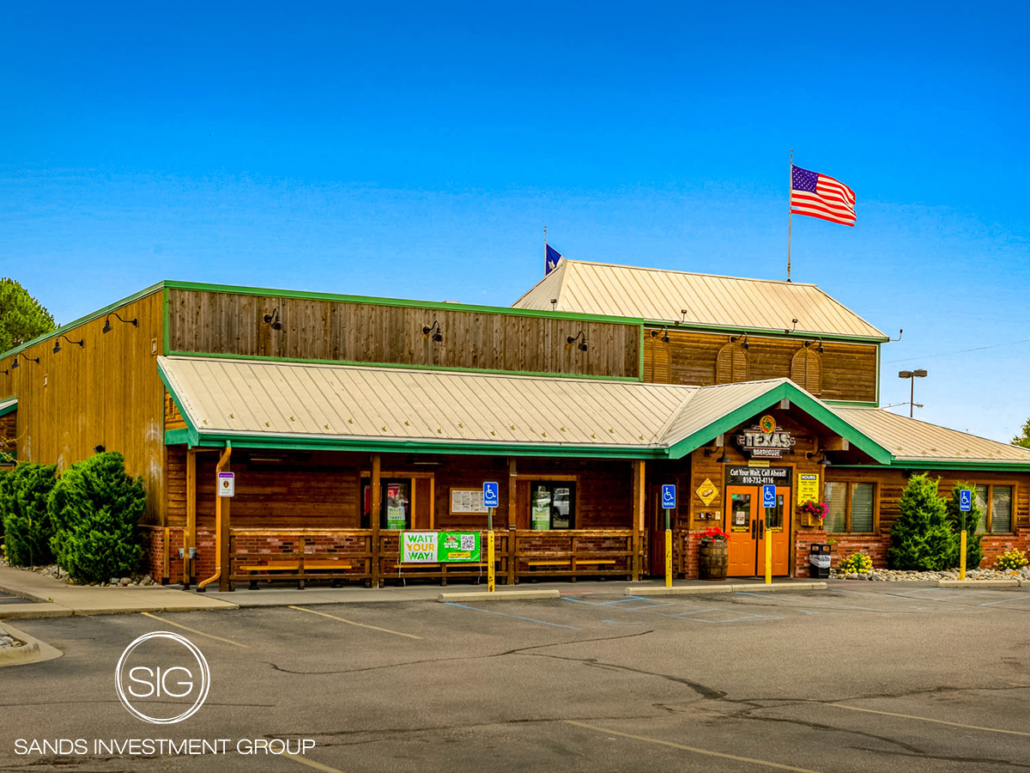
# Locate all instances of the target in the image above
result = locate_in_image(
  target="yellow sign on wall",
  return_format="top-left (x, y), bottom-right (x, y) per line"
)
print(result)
top-left (696, 478), bottom-right (719, 506)
top-left (797, 473), bottom-right (820, 504)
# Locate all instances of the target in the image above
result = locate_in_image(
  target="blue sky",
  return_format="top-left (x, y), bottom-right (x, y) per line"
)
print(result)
top-left (1, 2), bottom-right (1027, 442)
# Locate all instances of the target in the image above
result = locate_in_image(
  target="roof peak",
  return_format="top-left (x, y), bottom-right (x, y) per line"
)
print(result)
top-left (563, 259), bottom-right (820, 288)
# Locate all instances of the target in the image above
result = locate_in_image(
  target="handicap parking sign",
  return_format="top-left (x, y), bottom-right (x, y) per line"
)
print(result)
top-left (959, 489), bottom-right (972, 512)
top-left (661, 484), bottom-right (676, 510)
top-left (483, 481), bottom-right (499, 509)
top-left (762, 484), bottom-right (776, 509)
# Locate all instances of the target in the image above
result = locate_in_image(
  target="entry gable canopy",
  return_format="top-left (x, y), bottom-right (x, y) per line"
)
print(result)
top-left (0, 398), bottom-right (16, 418)
top-left (512, 259), bottom-right (887, 342)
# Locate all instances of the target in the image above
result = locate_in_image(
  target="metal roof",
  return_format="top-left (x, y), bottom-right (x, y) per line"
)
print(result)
top-left (0, 398), bottom-right (17, 418)
top-left (831, 407), bottom-right (1030, 465)
top-left (513, 260), bottom-right (887, 341)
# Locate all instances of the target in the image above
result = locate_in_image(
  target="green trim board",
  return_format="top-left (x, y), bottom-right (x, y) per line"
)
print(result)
top-left (0, 282), bottom-right (166, 361)
top-left (834, 462), bottom-right (1030, 472)
top-left (823, 400), bottom-right (880, 408)
top-left (157, 363), bottom-right (201, 446)
top-left (166, 349), bottom-right (644, 383)
top-left (664, 381), bottom-right (894, 464)
top-left (0, 398), bottom-right (17, 418)
top-left (642, 321), bottom-right (888, 344)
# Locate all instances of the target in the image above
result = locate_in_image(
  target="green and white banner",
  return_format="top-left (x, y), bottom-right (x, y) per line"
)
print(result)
top-left (401, 531), bottom-right (482, 563)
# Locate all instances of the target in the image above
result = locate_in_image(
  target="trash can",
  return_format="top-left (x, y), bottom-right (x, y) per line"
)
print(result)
top-left (809, 543), bottom-right (831, 579)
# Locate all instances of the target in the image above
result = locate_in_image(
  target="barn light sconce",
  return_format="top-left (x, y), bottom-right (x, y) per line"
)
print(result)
top-left (102, 313), bottom-right (138, 334)
top-left (730, 333), bottom-right (750, 350)
top-left (566, 331), bottom-right (588, 351)
top-left (93, 445), bottom-right (105, 453)
top-left (804, 339), bottom-right (825, 353)
top-left (53, 335), bottom-right (85, 354)
top-left (890, 329), bottom-right (904, 342)
top-left (650, 326), bottom-right (670, 343)
top-left (716, 449), bottom-right (730, 464)
top-left (819, 454), bottom-right (832, 466)
top-left (11, 353), bottom-right (39, 369)
top-left (422, 321), bottom-right (443, 342)
top-left (263, 308), bottom-right (283, 331)
top-left (678, 309), bottom-right (688, 325)
top-left (784, 318), bottom-right (798, 334)
top-left (550, 298), bottom-right (558, 311)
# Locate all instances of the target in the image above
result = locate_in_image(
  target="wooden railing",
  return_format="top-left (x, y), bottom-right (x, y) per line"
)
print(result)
top-left (226, 527), bottom-right (640, 589)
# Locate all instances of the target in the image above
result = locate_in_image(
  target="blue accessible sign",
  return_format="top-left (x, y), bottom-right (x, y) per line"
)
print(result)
top-left (483, 482), bottom-right (499, 509)
top-left (661, 484), bottom-right (677, 510)
top-left (959, 489), bottom-right (972, 512)
top-left (762, 484), bottom-right (777, 509)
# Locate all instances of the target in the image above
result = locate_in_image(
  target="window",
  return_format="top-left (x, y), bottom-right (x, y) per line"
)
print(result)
top-left (974, 484), bottom-right (1013, 534)
top-left (529, 481), bottom-right (576, 530)
top-left (824, 481), bottom-right (876, 534)
top-left (361, 478), bottom-right (412, 530)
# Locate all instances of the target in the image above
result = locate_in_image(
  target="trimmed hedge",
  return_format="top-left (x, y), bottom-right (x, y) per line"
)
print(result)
top-left (0, 463), bottom-right (57, 566)
top-left (48, 452), bottom-right (145, 583)
top-left (888, 474), bottom-right (955, 571)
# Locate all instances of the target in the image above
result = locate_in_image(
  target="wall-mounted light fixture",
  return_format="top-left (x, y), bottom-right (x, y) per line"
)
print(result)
top-left (53, 335), bottom-right (85, 354)
top-left (784, 318), bottom-right (798, 334)
top-left (730, 333), bottom-right (750, 350)
top-left (11, 353), bottom-right (40, 369)
top-left (650, 327), bottom-right (670, 343)
top-left (93, 445), bottom-right (105, 453)
top-left (890, 329), bottom-right (904, 342)
top-left (716, 449), bottom-right (730, 464)
top-left (102, 313), bottom-right (138, 333)
top-left (566, 331), bottom-right (588, 351)
top-left (804, 339), bottom-right (825, 353)
top-left (263, 308), bottom-right (283, 331)
top-left (550, 298), bottom-right (558, 311)
top-left (422, 321), bottom-right (443, 342)
top-left (678, 309), bottom-right (689, 325)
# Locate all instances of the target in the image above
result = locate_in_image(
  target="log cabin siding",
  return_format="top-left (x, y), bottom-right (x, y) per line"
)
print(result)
top-left (166, 288), bottom-right (641, 379)
top-left (643, 328), bottom-right (877, 402)
top-left (0, 291), bottom-right (167, 523)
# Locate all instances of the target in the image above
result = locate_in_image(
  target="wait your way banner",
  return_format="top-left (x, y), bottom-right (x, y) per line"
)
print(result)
top-left (401, 532), bottom-right (482, 563)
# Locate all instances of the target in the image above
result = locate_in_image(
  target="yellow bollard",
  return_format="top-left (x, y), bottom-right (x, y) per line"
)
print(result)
top-left (488, 530), bottom-right (496, 592)
top-left (765, 528), bottom-right (772, 585)
top-left (960, 529), bottom-right (967, 581)
top-left (665, 529), bottom-right (673, 587)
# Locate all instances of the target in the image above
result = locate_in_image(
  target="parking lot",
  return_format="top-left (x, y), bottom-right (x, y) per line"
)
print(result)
top-left (3, 583), bottom-right (1030, 772)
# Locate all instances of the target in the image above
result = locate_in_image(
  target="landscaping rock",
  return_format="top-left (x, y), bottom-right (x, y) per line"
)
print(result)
top-left (119, 577), bottom-right (130, 586)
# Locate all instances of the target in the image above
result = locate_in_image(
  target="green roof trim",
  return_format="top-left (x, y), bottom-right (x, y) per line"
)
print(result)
top-left (836, 462), bottom-right (1030, 473)
top-left (165, 349), bottom-right (643, 383)
top-left (163, 279), bottom-right (644, 327)
top-left (0, 398), bottom-right (16, 418)
top-left (645, 321), bottom-right (888, 345)
top-left (164, 428), bottom-right (192, 446)
top-left (665, 382), bottom-right (894, 464)
top-left (0, 282), bottom-right (166, 361)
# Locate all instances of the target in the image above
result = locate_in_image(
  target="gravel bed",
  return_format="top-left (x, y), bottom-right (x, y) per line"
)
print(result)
top-left (831, 567), bottom-right (1030, 582)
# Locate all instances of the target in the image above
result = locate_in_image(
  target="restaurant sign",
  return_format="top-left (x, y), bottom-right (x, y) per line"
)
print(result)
top-left (736, 414), bottom-right (795, 459)
top-left (725, 465), bottom-right (792, 487)
top-left (401, 531), bottom-right (482, 563)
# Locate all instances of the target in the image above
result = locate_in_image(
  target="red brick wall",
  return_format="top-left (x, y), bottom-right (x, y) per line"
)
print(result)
top-left (980, 529), bottom-right (1030, 568)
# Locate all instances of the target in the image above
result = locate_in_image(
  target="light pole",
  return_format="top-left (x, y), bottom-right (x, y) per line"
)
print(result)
top-left (898, 369), bottom-right (928, 418)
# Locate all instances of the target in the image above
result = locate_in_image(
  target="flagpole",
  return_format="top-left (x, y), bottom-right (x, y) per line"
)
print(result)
top-left (787, 149), bottom-right (793, 282)
top-left (544, 225), bottom-right (547, 274)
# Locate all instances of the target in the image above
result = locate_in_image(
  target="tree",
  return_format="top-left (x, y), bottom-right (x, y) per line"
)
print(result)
top-left (48, 452), bottom-right (145, 583)
top-left (0, 278), bottom-right (56, 353)
top-left (888, 474), bottom-right (955, 571)
top-left (1013, 417), bottom-right (1030, 449)
top-left (944, 483), bottom-right (984, 569)
top-left (0, 463), bottom-right (58, 566)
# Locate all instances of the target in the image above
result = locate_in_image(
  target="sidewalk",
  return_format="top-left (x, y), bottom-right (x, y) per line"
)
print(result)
top-left (0, 567), bottom-right (236, 619)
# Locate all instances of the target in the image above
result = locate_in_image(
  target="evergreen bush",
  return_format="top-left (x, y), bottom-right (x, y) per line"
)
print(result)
top-left (944, 483), bottom-right (984, 569)
top-left (0, 463), bottom-right (57, 566)
top-left (888, 474), bottom-right (955, 571)
top-left (48, 452), bottom-right (145, 583)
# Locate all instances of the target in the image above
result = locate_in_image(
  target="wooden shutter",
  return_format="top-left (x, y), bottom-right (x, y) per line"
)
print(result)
top-left (715, 342), bottom-right (749, 384)
top-left (790, 347), bottom-right (822, 395)
top-left (644, 335), bottom-right (671, 383)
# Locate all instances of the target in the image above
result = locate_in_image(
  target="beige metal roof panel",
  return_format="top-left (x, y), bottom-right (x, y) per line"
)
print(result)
top-left (832, 407), bottom-right (1030, 464)
top-left (159, 356), bottom-right (699, 450)
top-left (513, 260), bottom-right (886, 340)
top-left (658, 379), bottom-right (795, 446)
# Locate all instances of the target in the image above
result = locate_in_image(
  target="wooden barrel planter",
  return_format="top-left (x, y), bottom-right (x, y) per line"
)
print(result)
top-left (699, 540), bottom-right (729, 581)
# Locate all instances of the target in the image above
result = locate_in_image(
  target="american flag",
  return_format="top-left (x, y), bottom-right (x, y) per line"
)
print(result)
top-left (790, 165), bottom-right (856, 227)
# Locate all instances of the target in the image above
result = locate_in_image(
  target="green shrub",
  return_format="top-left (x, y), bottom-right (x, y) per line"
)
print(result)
top-left (48, 452), bottom-right (145, 583)
top-left (995, 549), bottom-right (1029, 571)
top-left (0, 463), bottom-right (57, 566)
top-left (888, 474), bottom-right (955, 571)
top-left (838, 552), bottom-right (873, 574)
top-left (944, 483), bottom-right (984, 569)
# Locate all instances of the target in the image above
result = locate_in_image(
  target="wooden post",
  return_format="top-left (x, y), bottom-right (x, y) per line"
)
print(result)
top-left (183, 449), bottom-right (196, 589)
top-left (371, 453), bottom-right (381, 588)
top-left (508, 457), bottom-right (517, 585)
top-left (218, 455), bottom-right (231, 592)
top-left (632, 460), bottom-right (645, 581)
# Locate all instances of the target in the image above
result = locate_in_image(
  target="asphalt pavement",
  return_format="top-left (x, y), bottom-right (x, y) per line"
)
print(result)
top-left (2, 583), bottom-right (1030, 772)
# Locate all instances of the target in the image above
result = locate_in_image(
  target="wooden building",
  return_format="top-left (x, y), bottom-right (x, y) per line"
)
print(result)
top-left (1, 265), bottom-right (1028, 589)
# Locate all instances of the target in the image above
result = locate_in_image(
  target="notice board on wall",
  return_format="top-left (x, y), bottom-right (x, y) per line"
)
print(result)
top-left (449, 488), bottom-right (488, 515)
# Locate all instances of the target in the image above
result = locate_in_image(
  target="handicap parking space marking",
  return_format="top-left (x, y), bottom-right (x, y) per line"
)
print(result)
top-left (443, 602), bottom-right (581, 630)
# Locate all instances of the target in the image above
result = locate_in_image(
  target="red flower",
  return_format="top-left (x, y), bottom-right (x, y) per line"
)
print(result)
top-left (698, 526), bottom-right (729, 542)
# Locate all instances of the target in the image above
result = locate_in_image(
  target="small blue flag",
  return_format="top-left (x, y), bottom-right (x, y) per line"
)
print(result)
top-left (545, 244), bottom-right (563, 275)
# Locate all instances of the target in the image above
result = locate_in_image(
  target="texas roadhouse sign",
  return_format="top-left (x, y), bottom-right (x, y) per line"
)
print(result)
top-left (736, 415), bottom-right (796, 459)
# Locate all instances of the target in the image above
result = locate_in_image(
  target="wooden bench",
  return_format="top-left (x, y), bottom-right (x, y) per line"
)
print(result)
top-left (527, 559), bottom-right (570, 571)
top-left (572, 558), bottom-right (617, 582)
top-left (237, 560), bottom-right (352, 589)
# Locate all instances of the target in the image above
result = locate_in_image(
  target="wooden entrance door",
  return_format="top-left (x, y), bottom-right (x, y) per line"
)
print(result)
top-left (648, 485), bottom-right (667, 576)
top-left (726, 487), bottom-right (758, 576)
top-left (726, 485), bottom-right (792, 577)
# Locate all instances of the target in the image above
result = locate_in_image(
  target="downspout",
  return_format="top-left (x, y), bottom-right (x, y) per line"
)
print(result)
top-left (197, 442), bottom-right (231, 592)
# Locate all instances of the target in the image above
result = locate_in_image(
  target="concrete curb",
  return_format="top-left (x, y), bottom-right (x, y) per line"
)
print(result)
top-left (0, 603), bottom-right (74, 620)
top-left (0, 623), bottom-right (63, 668)
top-left (625, 582), bottom-right (827, 596)
top-left (438, 589), bottom-right (561, 602)
top-left (938, 579), bottom-right (1022, 588)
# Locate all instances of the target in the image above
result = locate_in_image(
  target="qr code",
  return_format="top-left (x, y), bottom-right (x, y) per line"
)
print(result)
top-left (460, 535), bottom-right (476, 551)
